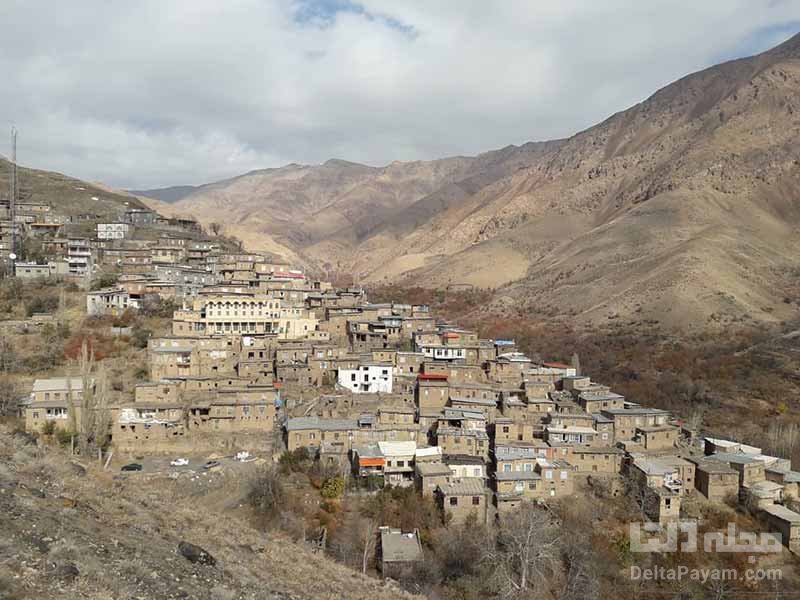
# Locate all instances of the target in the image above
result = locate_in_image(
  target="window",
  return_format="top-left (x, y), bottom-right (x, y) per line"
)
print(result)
top-left (545, 471), bottom-right (553, 480)
top-left (449, 497), bottom-right (458, 506)
top-left (397, 460), bottom-right (405, 467)
top-left (503, 464), bottom-right (512, 473)
top-left (472, 496), bottom-right (480, 506)
top-left (560, 470), bottom-right (568, 480)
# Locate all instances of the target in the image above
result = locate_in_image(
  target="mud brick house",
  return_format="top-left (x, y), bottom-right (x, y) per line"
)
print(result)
top-left (437, 479), bottom-right (487, 525)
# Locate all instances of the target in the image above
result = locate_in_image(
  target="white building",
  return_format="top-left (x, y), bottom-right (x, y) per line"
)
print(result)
top-left (378, 440), bottom-right (417, 487)
top-left (419, 344), bottom-right (466, 361)
top-left (86, 287), bottom-right (141, 316)
top-left (338, 363), bottom-right (393, 394)
top-left (97, 223), bottom-right (131, 240)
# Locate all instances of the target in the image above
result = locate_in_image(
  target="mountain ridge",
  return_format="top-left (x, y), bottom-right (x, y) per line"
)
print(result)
top-left (142, 32), bottom-right (800, 330)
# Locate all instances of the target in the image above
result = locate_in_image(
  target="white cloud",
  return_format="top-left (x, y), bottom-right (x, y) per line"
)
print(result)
top-left (1, 0), bottom-right (798, 188)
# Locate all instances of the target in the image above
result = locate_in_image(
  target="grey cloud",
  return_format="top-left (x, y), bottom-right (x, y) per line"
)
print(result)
top-left (1, 0), bottom-right (799, 188)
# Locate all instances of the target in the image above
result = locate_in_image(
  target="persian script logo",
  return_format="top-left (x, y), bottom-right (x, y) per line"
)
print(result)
top-left (629, 521), bottom-right (782, 554)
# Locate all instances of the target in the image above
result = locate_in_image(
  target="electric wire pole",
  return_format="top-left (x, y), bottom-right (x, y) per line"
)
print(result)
top-left (9, 126), bottom-right (18, 267)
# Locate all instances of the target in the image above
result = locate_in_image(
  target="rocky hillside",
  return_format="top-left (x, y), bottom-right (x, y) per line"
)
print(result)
top-left (0, 158), bottom-right (146, 220)
top-left (0, 425), bottom-right (416, 600)
top-left (148, 33), bottom-right (800, 331)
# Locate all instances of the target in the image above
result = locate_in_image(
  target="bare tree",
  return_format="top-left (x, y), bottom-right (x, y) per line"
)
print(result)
top-left (92, 361), bottom-right (111, 449)
top-left (0, 338), bottom-right (19, 373)
top-left (485, 502), bottom-right (562, 597)
top-left (361, 519), bottom-right (377, 574)
top-left (208, 222), bottom-right (222, 236)
top-left (0, 378), bottom-right (18, 416)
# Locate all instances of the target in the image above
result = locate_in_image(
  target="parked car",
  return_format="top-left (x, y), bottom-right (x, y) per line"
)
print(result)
top-left (203, 460), bottom-right (221, 470)
top-left (170, 458), bottom-right (189, 467)
top-left (121, 463), bottom-right (142, 472)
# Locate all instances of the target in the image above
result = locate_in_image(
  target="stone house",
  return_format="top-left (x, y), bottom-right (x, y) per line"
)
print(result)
top-left (758, 505), bottom-right (800, 554)
top-left (689, 458), bottom-right (740, 502)
top-left (285, 416), bottom-right (357, 452)
top-left (630, 456), bottom-right (696, 496)
top-left (26, 378), bottom-right (92, 433)
top-left (635, 424), bottom-right (679, 451)
top-left (437, 478), bottom-right (487, 525)
top-left (707, 453), bottom-right (766, 487)
top-left (395, 352), bottom-right (425, 375)
top-left (644, 486), bottom-right (681, 523)
top-left (436, 427), bottom-right (490, 461)
top-left (568, 446), bottom-right (625, 475)
top-left (545, 425), bottom-right (600, 446)
top-left (599, 407), bottom-right (671, 442)
top-left (445, 454), bottom-right (487, 480)
top-left (486, 352), bottom-right (532, 383)
top-left (378, 528), bottom-right (423, 579)
top-left (416, 462), bottom-right (453, 496)
top-left (576, 391), bottom-right (625, 413)
top-left (416, 373), bottom-right (449, 427)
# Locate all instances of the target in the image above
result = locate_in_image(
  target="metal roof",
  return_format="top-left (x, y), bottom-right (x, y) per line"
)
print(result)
top-left (285, 416), bottom-right (356, 432)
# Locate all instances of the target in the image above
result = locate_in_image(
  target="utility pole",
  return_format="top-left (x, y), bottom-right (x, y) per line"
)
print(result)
top-left (9, 126), bottom-right (17, 266)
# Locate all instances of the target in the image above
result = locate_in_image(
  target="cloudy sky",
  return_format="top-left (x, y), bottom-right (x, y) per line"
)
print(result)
top-left (1, 1), bottom-right (799, 189)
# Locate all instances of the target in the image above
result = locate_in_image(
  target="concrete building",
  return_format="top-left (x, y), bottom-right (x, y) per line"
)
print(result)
top-left (25, 377), bottom-right (92, 433)
top-left (338, 363), bottom-right (393, 394)
top-left (378, 528), bottom-right (423, 579)
top-left (86, 287), bottom-right (141, 316)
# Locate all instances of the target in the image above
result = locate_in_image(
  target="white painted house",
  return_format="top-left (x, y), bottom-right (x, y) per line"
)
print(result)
top-left (97, 222), bottom-right (131, 240)
top-left (338, 363), bottom-right (393, 394)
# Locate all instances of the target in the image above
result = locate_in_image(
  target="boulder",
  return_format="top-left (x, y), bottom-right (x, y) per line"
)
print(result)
top-left (178, 541), bottom-right (216, 566)
top-left (56, 563), bottom-right (80, 581)
top-left (68, 462), bottom-right (87, 477)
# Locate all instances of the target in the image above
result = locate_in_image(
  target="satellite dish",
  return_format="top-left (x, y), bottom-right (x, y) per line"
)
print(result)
top-left (8, 253), bottom-right (17, 260)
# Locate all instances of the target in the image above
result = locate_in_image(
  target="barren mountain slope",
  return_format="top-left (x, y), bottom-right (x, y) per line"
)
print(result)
top-left (158, 157), bottom-right (483, 251)
top-left (161, 33), bottom-right (800, 329)
top-left (357, 33), bottom-right (800, 329)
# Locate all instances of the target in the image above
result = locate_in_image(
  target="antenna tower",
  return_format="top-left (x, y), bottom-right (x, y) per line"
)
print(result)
top-left (9, 126), bottom-right (18, 262)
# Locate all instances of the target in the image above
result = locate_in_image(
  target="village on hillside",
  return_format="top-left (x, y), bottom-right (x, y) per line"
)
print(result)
top-left (3, 197), bottom-right (800, 581)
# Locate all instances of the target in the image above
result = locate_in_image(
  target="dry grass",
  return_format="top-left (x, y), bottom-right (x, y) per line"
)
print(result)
top-left (0, 423), bottom-right (419, 600)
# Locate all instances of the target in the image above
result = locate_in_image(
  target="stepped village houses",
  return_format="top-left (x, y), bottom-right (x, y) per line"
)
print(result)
top-left (9, 201), bottom-right (800, 550)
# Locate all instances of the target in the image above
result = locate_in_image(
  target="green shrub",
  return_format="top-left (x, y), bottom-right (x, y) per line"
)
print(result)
top-left (55, 428), bottom-right (75, 448)
top-left (320, 476), bottom-right (345, 499)
top-left (278, 447), bottom-right (311, 474)
top-left (41, 420), bottom-right (56, 436)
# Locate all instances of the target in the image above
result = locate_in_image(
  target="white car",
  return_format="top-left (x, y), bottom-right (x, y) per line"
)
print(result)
top-left (235, 451), bottom-right (254, 463)
top-left (170, 458), bottom-right (189, 467)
